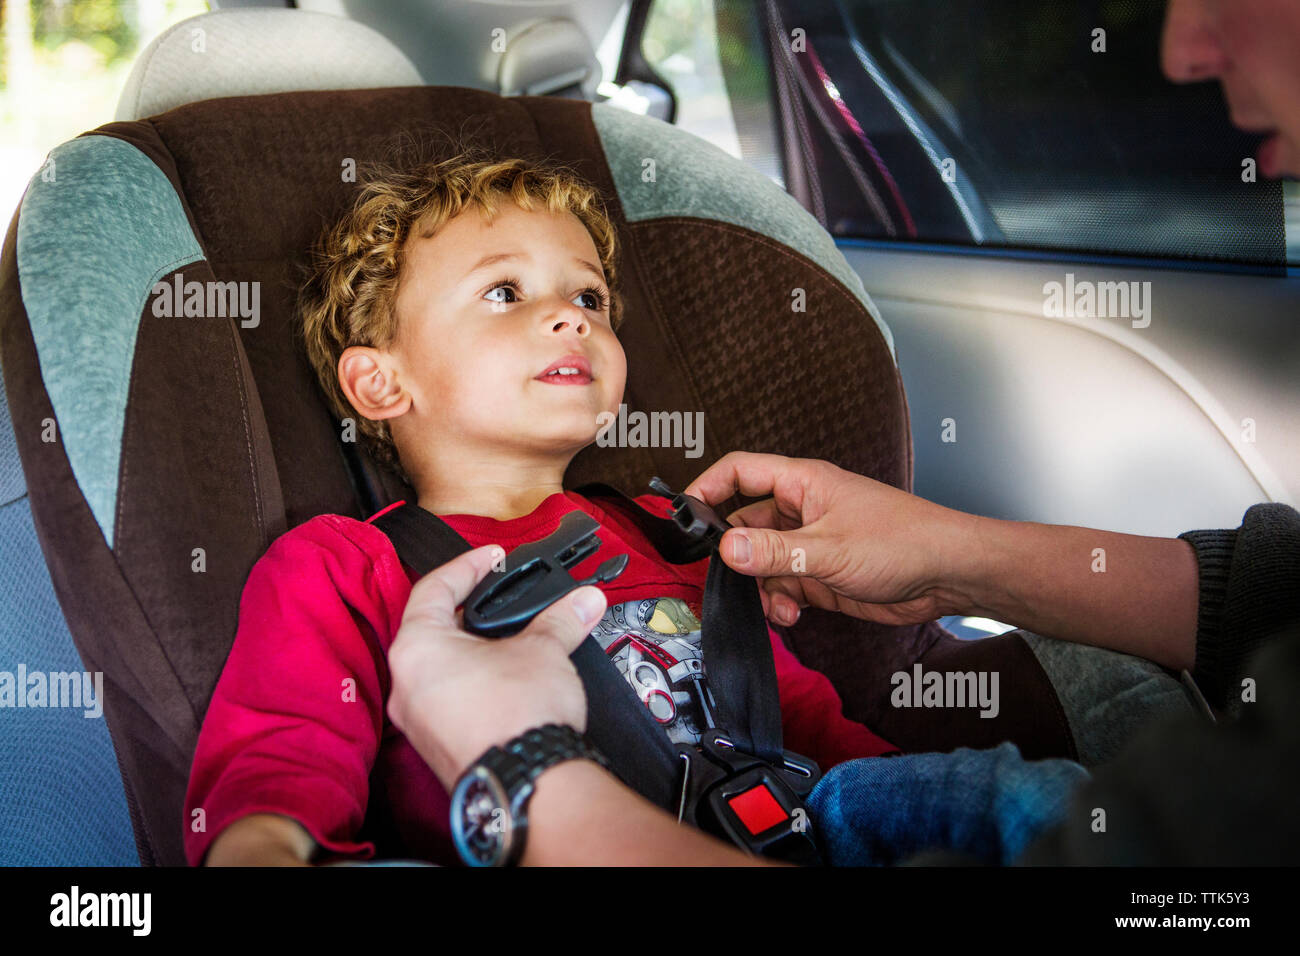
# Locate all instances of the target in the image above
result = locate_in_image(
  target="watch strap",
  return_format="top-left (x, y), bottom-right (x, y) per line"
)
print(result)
top-left (462, 723), bottom-right (611, 866)
top-left (485, 723), bottom-right (610, 794)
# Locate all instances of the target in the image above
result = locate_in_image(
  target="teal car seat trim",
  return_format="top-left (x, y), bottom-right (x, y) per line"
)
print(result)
top-left (16, 135), bottom-right (206, 549)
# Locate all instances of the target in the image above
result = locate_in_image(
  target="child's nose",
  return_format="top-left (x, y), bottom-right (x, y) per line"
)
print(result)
top-left (539, 300), bottom-right (590, 335)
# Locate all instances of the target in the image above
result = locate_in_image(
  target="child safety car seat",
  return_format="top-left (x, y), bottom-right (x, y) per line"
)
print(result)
top-left (0, 9), bottom-right (1080, 865)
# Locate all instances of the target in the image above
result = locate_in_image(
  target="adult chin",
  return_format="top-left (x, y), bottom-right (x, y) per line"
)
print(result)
top-left (1258, 131), bottom-right (1300, 178)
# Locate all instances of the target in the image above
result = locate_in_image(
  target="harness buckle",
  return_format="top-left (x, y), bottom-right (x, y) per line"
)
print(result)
top-left (463, 510), bottom-right (629, 638)
top-left (648, 476), bottom-right (731, 550)
top-left (678, 730), bottom-right (823, 864)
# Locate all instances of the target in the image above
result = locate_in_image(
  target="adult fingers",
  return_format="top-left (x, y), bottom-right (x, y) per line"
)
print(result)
top-left (519, 585), bottom-right (608, 657)
top-left (724, 497), bottom-right (784, 530)
top-left (762, 578), bottom-right (809, 624)
top-left (718, 524), bottom-right (817, 580)
top-left (403, 544), bottom-right (505, 633)
top-left (684, 451), bottom-right (816, 510)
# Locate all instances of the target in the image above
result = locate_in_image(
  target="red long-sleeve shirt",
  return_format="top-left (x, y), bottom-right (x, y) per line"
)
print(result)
top-left (184, 490), bottom-right (897, 865)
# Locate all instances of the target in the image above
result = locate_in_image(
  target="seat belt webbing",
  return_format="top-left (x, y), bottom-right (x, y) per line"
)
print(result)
top-left (573, 482), bottom-right (785, 764)
top-left (371, 501), bottom-right (683, 813)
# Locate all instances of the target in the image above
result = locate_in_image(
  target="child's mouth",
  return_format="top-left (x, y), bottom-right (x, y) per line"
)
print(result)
top-left (536, 355), bottom-right (594, 385)
top-left (536, 368), bottom-right (594, 385)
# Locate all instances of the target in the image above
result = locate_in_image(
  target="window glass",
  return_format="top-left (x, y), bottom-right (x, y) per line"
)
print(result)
top-left (1, 0), bottom-right (210, 231)
top-left (647, 0), bottom-right (1291, 268)
top-left (641, 0), bottom-right (784, 187)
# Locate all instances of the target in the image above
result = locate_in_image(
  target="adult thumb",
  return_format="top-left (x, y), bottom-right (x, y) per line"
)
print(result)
top-left (720, 526), bottom-right (809, 577)
top-left (524, 585), bottom-right (607, 654)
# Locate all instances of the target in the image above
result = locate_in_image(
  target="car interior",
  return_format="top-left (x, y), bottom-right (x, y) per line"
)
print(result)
top-left (2, 0), bottom-right (1296, 867)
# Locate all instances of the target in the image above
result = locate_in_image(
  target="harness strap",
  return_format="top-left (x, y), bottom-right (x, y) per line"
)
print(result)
top-left (371, 501), bottom-right (683, 813)
top-left (574, 482), bottom-right (785, 764)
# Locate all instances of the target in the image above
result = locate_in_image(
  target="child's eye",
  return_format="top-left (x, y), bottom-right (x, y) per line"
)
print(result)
top-left (483, 279), bottom-right (521, 305)
top-left (576, 286), bottom-right (611, 312)
top-left (483, 277), bottom-right (609, 312)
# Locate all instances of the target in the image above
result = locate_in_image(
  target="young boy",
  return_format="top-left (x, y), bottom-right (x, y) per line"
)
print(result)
top-left (184, 145), bottom-right (1083, 867)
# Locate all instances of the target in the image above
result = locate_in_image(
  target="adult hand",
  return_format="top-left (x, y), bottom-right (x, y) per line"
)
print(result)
top-left (685, 451), bottom-right (983, 628)
top-left (385, 543), bottom-right (607, 791)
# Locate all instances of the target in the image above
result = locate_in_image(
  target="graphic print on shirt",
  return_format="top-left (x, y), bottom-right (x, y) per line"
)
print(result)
top-left (589, 597), bottom-right (719, 746)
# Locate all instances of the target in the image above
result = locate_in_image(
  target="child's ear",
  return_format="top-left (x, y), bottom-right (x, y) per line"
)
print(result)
top-left (338, 346), bottom-right (411, 422)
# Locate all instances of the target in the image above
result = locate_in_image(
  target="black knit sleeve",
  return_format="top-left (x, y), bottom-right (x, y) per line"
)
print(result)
top-left (1014, 634), bottom-right (1300, 865)
top-left (1178, 502), bottom-right (1300, 712)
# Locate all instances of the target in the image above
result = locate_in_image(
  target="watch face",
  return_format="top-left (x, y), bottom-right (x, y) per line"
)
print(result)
top-left (451, 765), bottom-right (516, 867)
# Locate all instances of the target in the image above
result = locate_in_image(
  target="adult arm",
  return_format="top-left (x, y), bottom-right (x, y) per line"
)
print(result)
top-left (954, 516), bottom-right (1199, 672)
top-left (957, 501), bottom-right (1299, 704)
top-left (202, 784), bottom-right (762, 868)
top-left (521, 760), bottom-right (773, 866)
top-left (684, 452), bottom-right (1300, 701)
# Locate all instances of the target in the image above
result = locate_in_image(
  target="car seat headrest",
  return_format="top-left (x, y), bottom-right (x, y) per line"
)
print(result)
top-left (114, 8), bottom-right (423, 121)
top-left (498, 18), bottom-right (602, 99)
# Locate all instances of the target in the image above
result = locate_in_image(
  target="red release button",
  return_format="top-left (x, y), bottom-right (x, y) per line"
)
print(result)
top-left (726, 783), bottom-right (789, 836)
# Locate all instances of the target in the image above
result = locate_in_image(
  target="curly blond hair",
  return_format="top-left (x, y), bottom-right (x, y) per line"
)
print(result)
top-left (297, 135), bottom-right (624, 483)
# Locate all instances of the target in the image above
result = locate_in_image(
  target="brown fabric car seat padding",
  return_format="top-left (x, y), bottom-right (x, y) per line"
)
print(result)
top-left (3, 86), bottom-right (1073, 865)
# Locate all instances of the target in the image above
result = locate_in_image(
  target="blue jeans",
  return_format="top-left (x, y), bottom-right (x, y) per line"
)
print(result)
top-left (805, 742), bottom-right (1089, 866)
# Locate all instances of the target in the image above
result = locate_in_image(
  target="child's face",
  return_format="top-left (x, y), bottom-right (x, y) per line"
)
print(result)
top-left (364, 202), bottom-right (627, 478)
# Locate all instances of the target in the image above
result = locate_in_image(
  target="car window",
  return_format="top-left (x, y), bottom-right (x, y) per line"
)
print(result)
top-left (641, 0), bottom-right (1298, 270)
top-left (640, 0), bottom-right (784, 187)
top-left (0, 0), bottom-right (209, 232)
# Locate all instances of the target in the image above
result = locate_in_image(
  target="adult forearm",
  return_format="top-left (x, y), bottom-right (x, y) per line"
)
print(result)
top-left (950, 516), bottom-right (1200, 671)
top-left (521, 759), bottom-right (780, 867)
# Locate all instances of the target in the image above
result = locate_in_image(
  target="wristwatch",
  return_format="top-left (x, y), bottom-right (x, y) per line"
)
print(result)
top-left (449, 723), bottom-right (610, 867)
